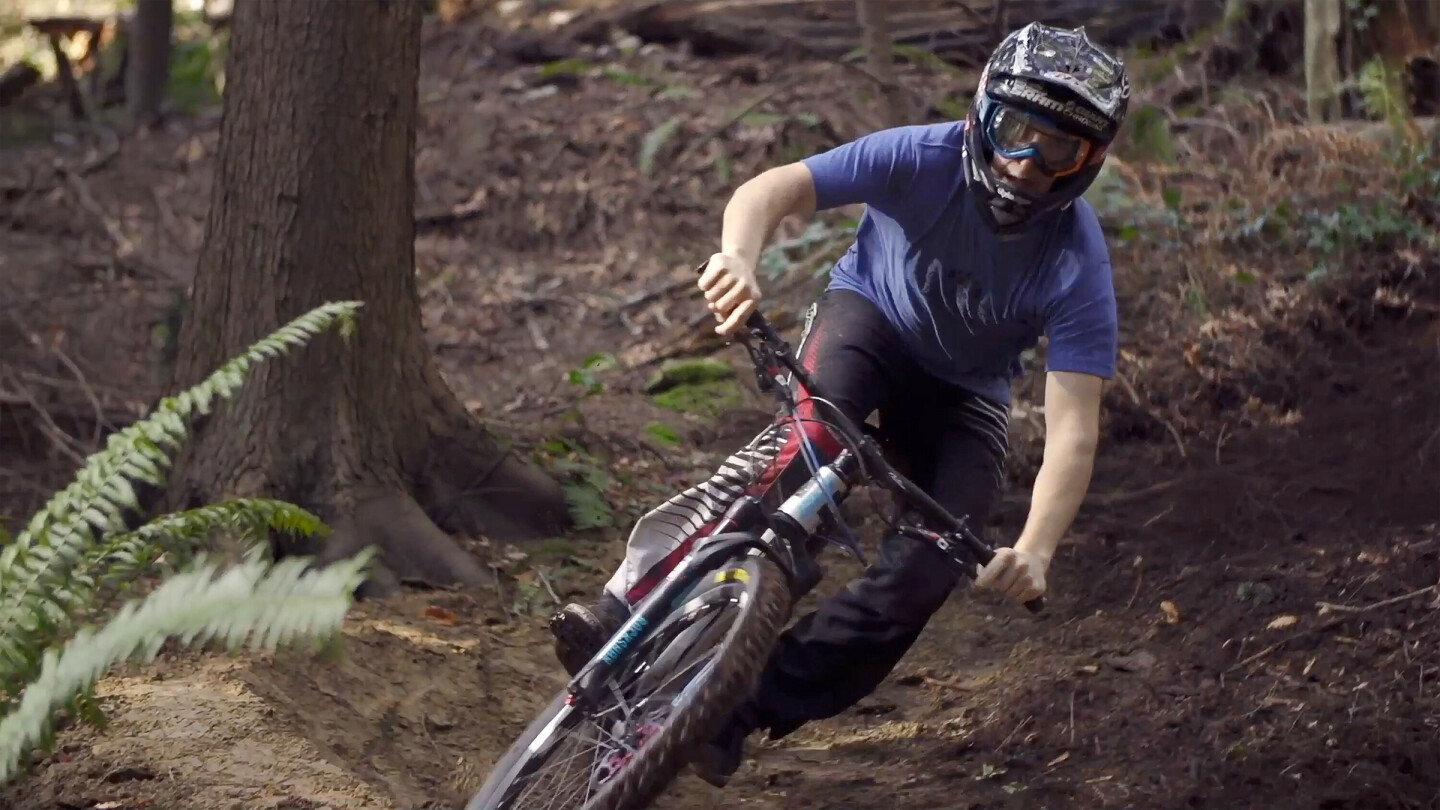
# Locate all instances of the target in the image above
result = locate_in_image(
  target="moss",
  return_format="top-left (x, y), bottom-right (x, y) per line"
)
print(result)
top-left (651, 380), bottom-right (743, 421)
top-left (643, 358), bottom-right (735, 394)
top-left (644, 422), bottom-right (683, 446)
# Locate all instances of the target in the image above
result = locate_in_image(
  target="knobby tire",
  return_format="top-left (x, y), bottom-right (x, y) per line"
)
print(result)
top-left (467, 554), bottom-right (792, 810)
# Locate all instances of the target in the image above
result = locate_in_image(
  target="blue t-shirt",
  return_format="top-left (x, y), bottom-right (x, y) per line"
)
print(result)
top-left (801, 122), bottom-right (1118, 405)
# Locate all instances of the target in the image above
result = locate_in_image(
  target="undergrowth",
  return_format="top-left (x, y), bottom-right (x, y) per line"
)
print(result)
top-left (0, 302), bottom-right (372, 785)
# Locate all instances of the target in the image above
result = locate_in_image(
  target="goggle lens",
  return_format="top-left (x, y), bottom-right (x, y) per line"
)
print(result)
top-left (986, 105), bottom-right (1093, 177)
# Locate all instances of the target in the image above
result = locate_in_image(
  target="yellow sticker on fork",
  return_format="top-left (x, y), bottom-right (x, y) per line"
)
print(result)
top-left (713, 568), bottom-right (750, 584)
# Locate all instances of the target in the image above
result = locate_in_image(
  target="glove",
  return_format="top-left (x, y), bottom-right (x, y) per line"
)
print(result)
top-left (974, 547), bottom-right (1048, 603)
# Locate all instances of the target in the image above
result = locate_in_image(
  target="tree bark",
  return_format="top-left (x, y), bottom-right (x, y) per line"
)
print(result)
top-left (1305, 0), bottom-right (1343, 122)
top-left (169, 0), bottom-right (570, 595)
top-left (126, 0), bottom-right (173, 126)
top-left (856, 0), bottom-right (906, 127)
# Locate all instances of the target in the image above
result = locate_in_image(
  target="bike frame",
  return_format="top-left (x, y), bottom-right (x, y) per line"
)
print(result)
top-left (565, 307), bottom-right (1040, 708)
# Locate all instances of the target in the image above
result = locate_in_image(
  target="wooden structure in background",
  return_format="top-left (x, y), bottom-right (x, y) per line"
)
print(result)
top-left (559, 0), bottom-right (1231, 65)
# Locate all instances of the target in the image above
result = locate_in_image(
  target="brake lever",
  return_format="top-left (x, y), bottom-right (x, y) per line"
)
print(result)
top-left (901, 525), bottom-right (1045, 614)
top-left (692, 260), bottom-right (1042, 615)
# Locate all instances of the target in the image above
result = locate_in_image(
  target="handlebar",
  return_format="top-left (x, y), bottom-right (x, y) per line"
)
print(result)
top-left (699, 272), bottom-right (1043, 614)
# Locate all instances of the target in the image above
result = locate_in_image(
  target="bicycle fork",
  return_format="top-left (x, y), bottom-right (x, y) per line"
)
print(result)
top-left (566, 451), bottom-right (863, 707)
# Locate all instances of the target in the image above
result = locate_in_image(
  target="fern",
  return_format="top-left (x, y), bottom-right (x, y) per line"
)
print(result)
top-left (0, 301), bottom-right (369, 785)
top-left (0, 303), bottom-right (361, 697)
top-left (0, 548), bottom-right (373, 784)
top-left (78, 498), bottom-right (330, 613)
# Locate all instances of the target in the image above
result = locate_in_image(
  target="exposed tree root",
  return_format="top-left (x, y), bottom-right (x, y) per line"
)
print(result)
top-left (319, 483), bottom-right (490, 599)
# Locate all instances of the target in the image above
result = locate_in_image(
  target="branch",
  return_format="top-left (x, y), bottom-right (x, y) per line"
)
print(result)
top-left (1317, 585), bottom-right (1439, 615)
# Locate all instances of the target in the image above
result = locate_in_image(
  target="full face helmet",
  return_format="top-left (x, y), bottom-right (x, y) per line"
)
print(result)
top-left (963, 23), bottom-right (1131, 234)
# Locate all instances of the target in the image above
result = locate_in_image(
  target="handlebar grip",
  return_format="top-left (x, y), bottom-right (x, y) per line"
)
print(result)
top-left (743, 309), bottom-right (782, 343)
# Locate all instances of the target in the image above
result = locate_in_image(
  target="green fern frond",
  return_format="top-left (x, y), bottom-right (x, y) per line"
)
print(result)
top-left (81, 498), bottom-right (328, 606)
top-left (0, 548), bottom-right (372, 785)
top-left (0, 303), bottom-right (361, 686)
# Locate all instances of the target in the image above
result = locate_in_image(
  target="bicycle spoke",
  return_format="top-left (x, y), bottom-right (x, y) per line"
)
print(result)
top-left (477, 580), bottom-right (751, 809)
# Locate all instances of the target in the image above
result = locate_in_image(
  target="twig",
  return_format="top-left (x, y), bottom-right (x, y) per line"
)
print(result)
top-left (1317, 585), bottom-right (1438, 615)
top-left (1172, 117), bottom-right (1245, 148)
top-left (524, 313), bottom-right (549, 351)
top-left (152, 186), bottom-right (192, 251)
top-left (1228, 639), bottom-right (1286, 672)
top-left (671, 80), bottom-right (795, 169)
top-left (758, 20), bottom-right (942, 107)
top-left (532, 566), bottom-right (562, 607)
top-left (1068, 690), bottom-right (1076, 746)
top-left (478, 627), bottom-right (529, 649)
top-left (77, 125), bottom-right (121, 175)
top-left (10, 369), bottom-right (136, 423)
top-left (42, 339), bottom-right (111, 446)
top-left (4, 376), bottom-right (88, 468)
top-left (1125, 564), bottom-right (1144, 609)
top-left (1163, 419), bottom-right (1187, 459)
top-left (0, 466), bottom-right (54, 496)
top-left (60, 165), bottom-right (135, 257)
top-left (1113, 370), bottom-right (1143, 405)
top-left (945, 0), bottom-right (988, 26)
top-left (996, 714), bottom-right (1033, 749)
top-left (1141, 503), bottom-right (1175, 528)
top-left (490, 565), bottom-right (512, 623)
top-left (617, 276), bottom-right (698, 312)
top-left (1009, 478), bottom-right (1182, 508)
top-left (1227, 621), bottom-right (1343, 673)
top-left (415, 194), bottom-right (488, 231)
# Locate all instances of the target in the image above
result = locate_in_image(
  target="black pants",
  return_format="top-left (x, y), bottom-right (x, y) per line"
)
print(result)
top-left (741, 289), bottom-right (1012, 739)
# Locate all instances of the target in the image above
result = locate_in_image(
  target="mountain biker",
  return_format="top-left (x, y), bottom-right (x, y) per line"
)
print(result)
top-left (550, 22), bottom-right (1129, 788)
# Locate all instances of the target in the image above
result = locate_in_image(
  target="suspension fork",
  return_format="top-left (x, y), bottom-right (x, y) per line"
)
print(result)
top-left (566, 493), bottom-right (789, 705)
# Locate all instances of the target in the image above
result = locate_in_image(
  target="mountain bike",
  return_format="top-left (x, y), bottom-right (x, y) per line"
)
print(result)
top-left (465, 293), bottom-right (1043, 810)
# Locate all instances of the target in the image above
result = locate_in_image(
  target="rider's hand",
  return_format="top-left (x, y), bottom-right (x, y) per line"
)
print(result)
top-left (698, 252), bottom-right (761, 336)
top-left (974, 548), bottom-right (1048, 603)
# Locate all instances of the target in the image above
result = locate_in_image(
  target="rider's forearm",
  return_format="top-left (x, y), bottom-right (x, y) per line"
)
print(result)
top-left (1013, 432), bottom-right (1097, 565)
top-left (720, 164), bottom-right (818, 266)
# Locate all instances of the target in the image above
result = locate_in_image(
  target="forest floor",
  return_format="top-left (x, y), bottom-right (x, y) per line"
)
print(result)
top-left (3, 7), bottom-right (1440, 810)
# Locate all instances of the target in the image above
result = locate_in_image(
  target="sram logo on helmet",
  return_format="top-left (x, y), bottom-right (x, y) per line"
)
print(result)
top-left (991, 78), bottom-right (1109, 136)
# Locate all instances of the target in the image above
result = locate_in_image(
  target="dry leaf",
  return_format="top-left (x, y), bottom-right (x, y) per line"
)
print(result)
top-left (1047, 752), bottom-right (1070, 768)
top-left (1077, 664), bottom-right (1099, 675)
top-left (1267, 614), bottom-right (1299, 630)
top-left (424, 605), bottom-right (460, 625)
top-left (1160, 600), bottom-right (1181, 624)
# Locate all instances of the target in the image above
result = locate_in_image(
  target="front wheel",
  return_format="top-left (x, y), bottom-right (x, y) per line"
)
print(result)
top-left (466, 553), bottom-right (793, 810)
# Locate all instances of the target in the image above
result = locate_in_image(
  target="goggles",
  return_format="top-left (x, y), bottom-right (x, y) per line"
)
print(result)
top-left (984, 103), bottom-right (1096, 178)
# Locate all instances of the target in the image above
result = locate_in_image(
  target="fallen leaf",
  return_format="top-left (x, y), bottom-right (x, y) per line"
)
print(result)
top-left (1047, 752), bottom-right (1070, 768)
top-left (1161, 600), bottom-right (1181, 624)
top-left (1267, 614), bottom-right (1299, 630)
top-left (1077, 664), bottom-right (1100, 675)
top-left (424, 605), bottom-right (459, 625)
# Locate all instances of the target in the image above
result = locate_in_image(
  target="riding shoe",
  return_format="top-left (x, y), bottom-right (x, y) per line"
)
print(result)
top-left (549, 592), bottom-right (630, 676)
top-left (689, 710), bottom-right (755, 788)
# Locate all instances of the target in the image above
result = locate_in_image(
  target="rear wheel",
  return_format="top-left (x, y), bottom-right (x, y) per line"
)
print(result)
top-left (465, 553), bottom-right (792, 810)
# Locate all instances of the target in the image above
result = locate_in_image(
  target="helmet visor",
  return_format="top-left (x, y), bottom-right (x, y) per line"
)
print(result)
top-left (985, 104), bottom-right (1094, 178)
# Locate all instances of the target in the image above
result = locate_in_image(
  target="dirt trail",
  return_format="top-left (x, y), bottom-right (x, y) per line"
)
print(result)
top-left (9, 309), bottom-right (1437, 809)
top-left (3, 11), bottom-right (1439, 810)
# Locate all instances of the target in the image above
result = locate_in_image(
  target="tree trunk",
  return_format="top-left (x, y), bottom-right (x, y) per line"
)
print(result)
top-left (1305, 0), bottom-right (1343, 122)
top-left (126, 0), bottom-right (173, 126)
top-left (169, 0), bottom-right (570, 595)
top-left (856, 0), bottom-right (906, 127)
